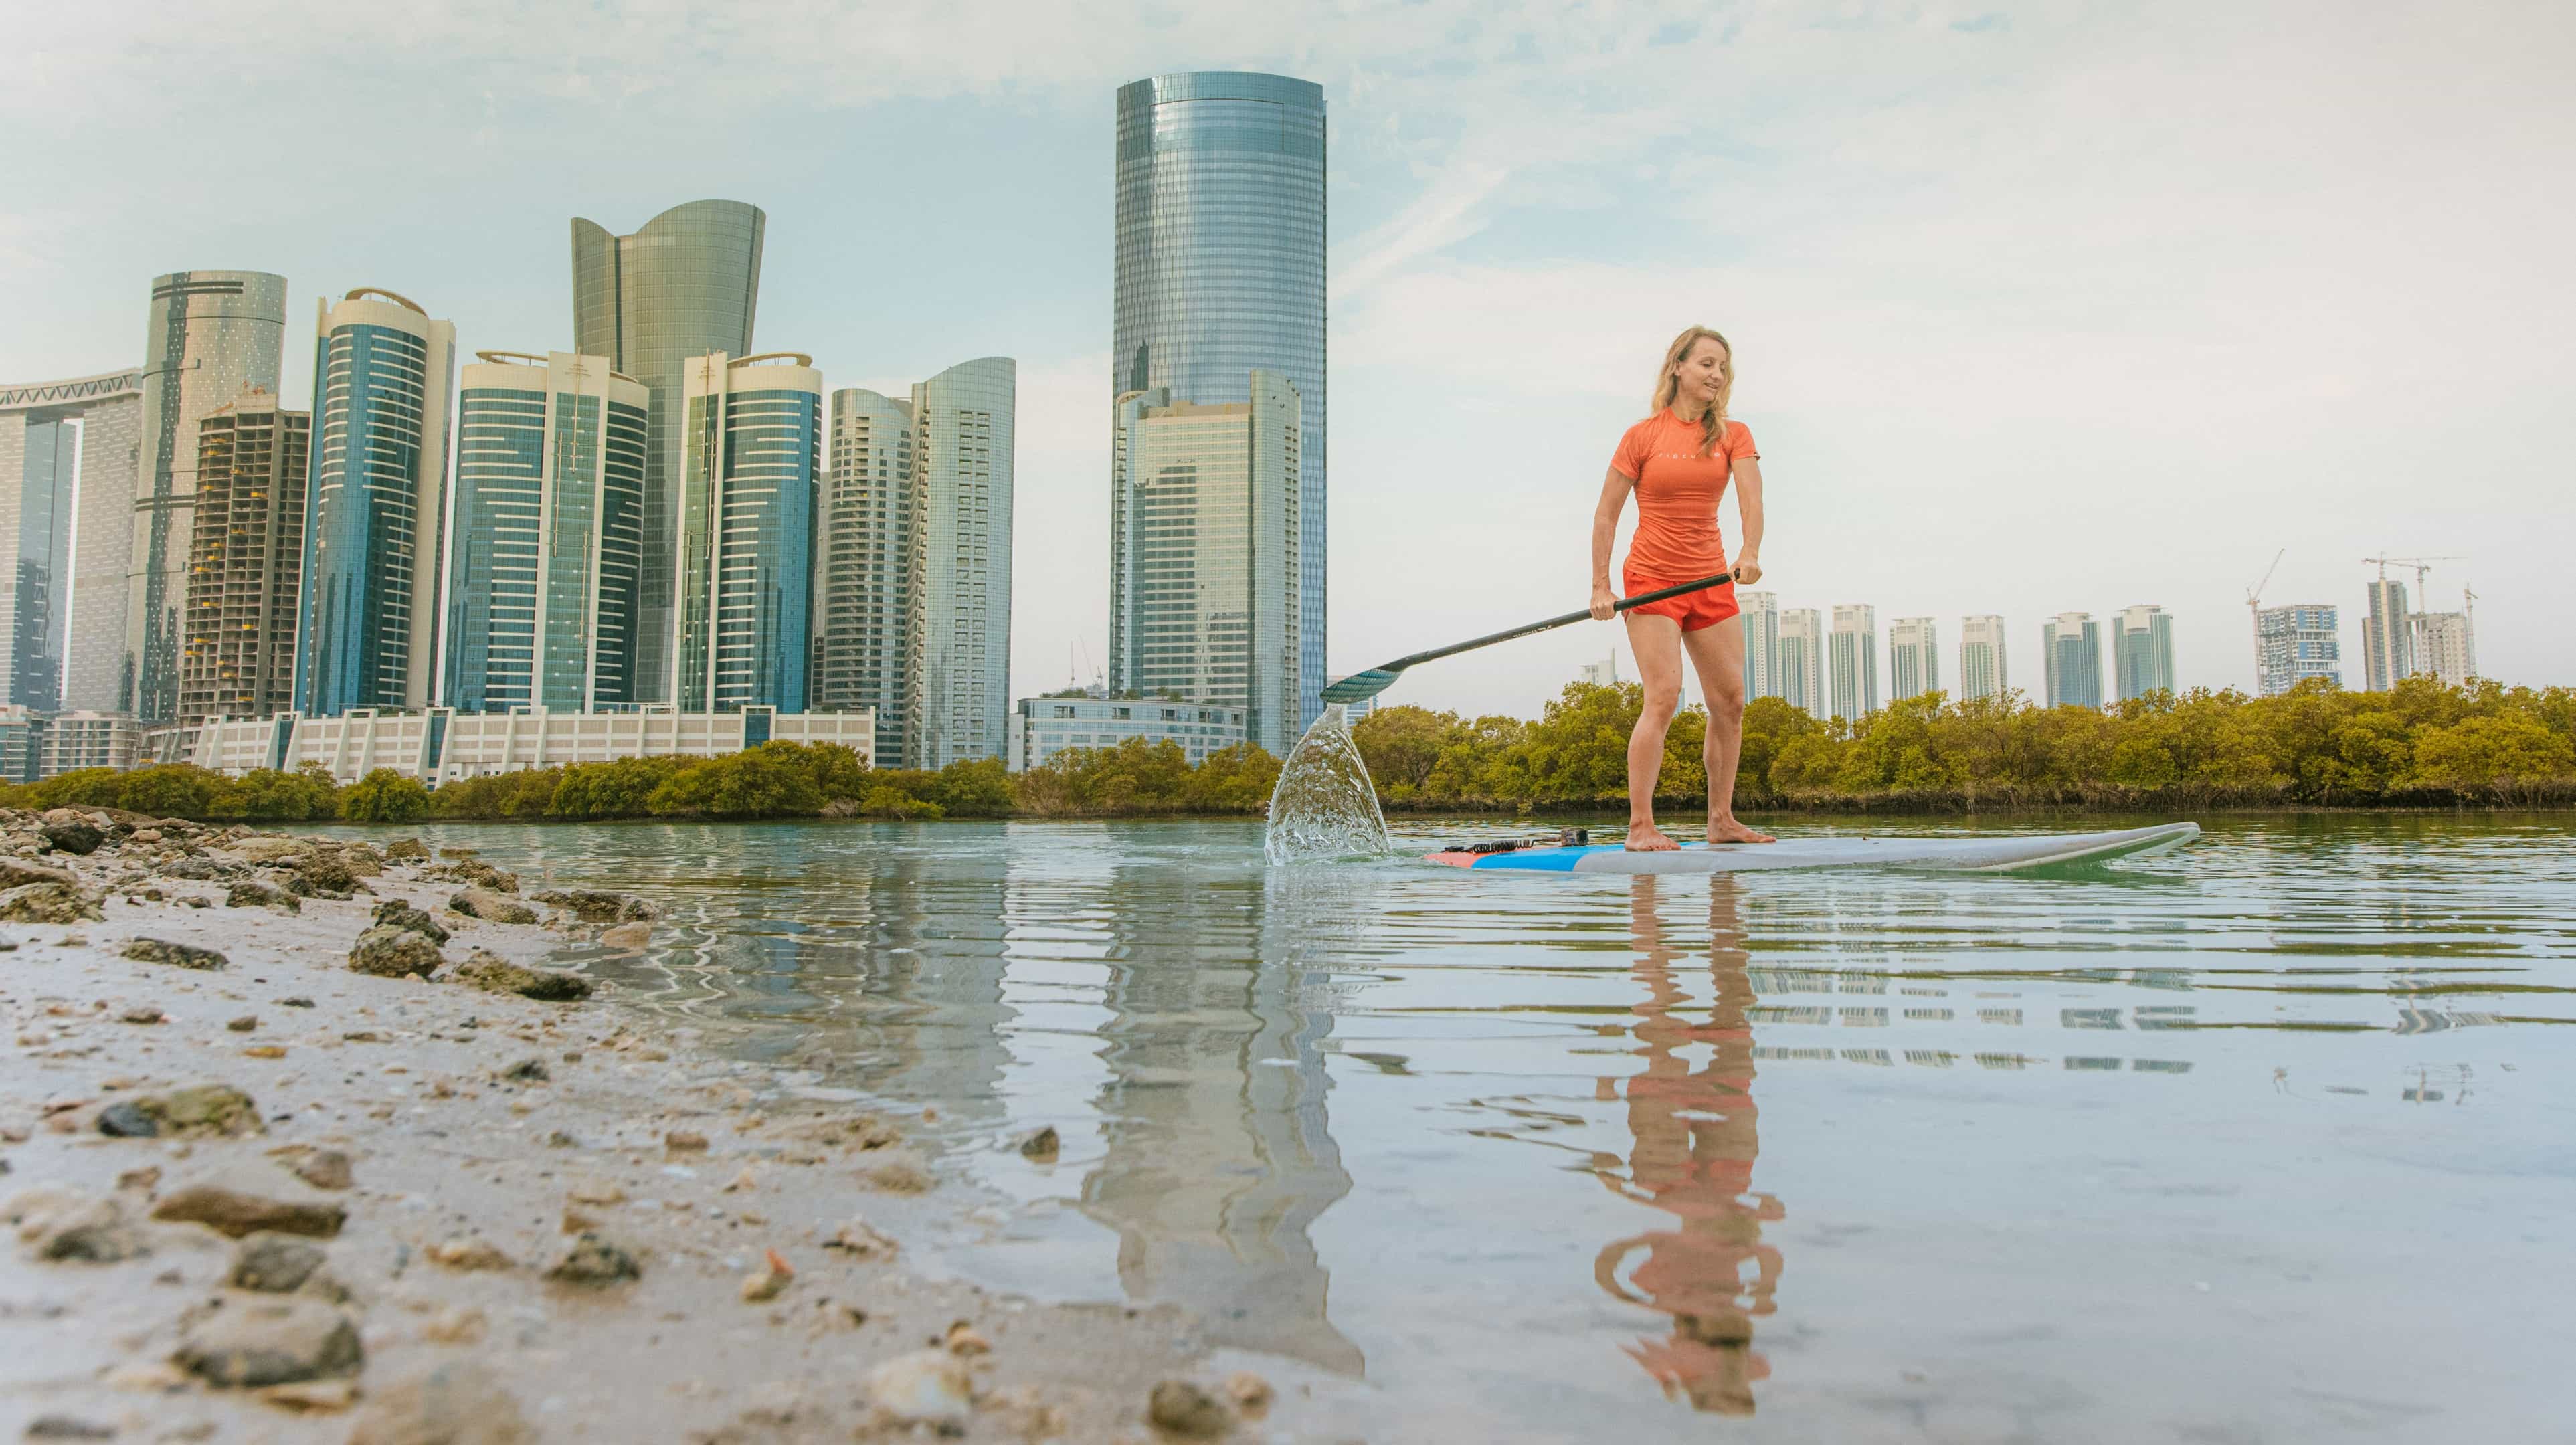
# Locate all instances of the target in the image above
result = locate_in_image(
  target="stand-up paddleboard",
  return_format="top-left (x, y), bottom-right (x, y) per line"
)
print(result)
top-left (1429, 822), bottom-right (2199, 875)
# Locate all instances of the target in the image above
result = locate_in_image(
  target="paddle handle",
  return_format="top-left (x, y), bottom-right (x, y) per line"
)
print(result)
top-left (1372, 571), bottom-right (1736, 673)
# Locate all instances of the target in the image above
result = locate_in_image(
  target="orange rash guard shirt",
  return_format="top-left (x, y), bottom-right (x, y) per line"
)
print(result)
top-left (1610, 411), bottom-right (1758, 580)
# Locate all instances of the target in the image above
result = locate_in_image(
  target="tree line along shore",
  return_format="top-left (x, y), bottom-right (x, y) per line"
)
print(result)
top-left (4, 676), bottom-right (2568, 824)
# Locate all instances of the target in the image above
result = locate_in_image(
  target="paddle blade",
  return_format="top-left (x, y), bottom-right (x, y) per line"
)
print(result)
top-left (1321, 669), bottom-right (1400, 705)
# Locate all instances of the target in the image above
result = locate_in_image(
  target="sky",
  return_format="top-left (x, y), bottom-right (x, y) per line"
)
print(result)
top-left (7, 0), bottom-right (2571, 719)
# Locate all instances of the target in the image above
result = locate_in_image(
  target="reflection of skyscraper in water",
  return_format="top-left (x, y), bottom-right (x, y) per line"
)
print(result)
top-left (1594, 876), bottom-right (1784, 1416)
top-left (1078, 863), bottom-right (1360, 1373)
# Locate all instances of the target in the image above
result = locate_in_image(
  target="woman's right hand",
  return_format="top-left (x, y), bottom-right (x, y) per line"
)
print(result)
top-left (1589, 583), bottom-right (1618, 621)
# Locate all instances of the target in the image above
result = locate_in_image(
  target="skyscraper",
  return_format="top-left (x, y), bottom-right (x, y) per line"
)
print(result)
top-left (0, 369), bottom-right (143, 714)
top-left (1109, 371), bottom-right (1302, 755)
top-left (2112, 603), bottom-right (2175, 700)
top-left (571, 200), bottom-right (765, 703)
top-left (906, 357), bottom-right (1016, 767)
top-left (1778, 608), bottom-right (1825, 722)
top-left (294, 289), bottom-right (454, 717)
top-left (179, 393), bottom-right (307, 725)
top-left (130, 270), bottom-right (286, 721)
top-left (1115, 72), bottom-right (1327, 733)
top-left (2414, 607), bottom-right (2476, 688)
top-left (814, 389), bottom-right (914, 763)
top-left (1829, 604), bottom-right (1879, 722)
top-left (674, 353), bottom-right (819, 714)
top-left (444, 352), bottom-right (646, 714)
top-left (1959, 615), bottom-right (2009, 702)
top-left (2042, 611), bottom-right (2103, 709)
top-left (1889, 616), bottom-right (1940, 700)
top-left (2257, 603), bottom-right (2340, 695)
top-left (2362, 578), bottom-right (2411, 691)
top-left (1738, 590), bottom-right (1781, 700)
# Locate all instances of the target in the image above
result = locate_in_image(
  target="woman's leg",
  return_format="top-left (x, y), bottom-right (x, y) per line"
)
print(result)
top-left (1623, 611), bottom-right (1686, 850)
top-left (1682, 619), bottom-right (1777, 844)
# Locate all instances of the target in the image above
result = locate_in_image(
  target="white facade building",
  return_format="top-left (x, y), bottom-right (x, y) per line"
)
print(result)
top-left (0, 369), bottom-right (144, 714)
top-left (907, 358), bottom-right (1016, 768)
top-left (1960, 615), bottom-right (2009, 702)
top-left (2112, 603), bottom-right (2175, 700)
top-left (1829, 604), bottom-right (1879, 722)
top-left (1889, 617), bottom-right (1940, 700)
top-left (1778, 608), bottom-right (1825, 722)
top-left (187, 706), bottom-right (872, 785)
top-left (1007, 696), bottom-right (1247, 773)
top-left (2414, 609), bottom-right (2476, 688)
top-left (1738, 589), bottom-right (1780, 700)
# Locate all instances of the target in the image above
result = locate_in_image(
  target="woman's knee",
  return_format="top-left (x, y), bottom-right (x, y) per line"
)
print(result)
top-left (1638, 684), bottom-right (1683, 727)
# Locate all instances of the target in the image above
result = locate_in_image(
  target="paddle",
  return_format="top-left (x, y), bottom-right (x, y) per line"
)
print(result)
top-left (1320, 570), bottom-right (1738, 705)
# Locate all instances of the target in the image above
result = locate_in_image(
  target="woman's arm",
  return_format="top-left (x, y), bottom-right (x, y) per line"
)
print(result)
top-left (1590, 466), bottom-right (1635, 619)
top-left (1732, 456), bottom-right (1766, 586)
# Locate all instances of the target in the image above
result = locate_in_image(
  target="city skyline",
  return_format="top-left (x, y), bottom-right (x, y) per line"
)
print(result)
top-left (5, 10), bottom-right (2567, 723)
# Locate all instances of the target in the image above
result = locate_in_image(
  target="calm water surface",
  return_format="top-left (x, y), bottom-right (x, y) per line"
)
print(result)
top-left (350, 814), bottom-right (2576, 1442)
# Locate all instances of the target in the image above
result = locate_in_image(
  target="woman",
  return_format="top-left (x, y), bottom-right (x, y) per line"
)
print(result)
top-left (1590, 326), bottom-right (1776, 851)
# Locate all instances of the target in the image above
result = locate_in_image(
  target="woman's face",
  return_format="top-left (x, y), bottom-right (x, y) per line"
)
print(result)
top-left (1673, 338), bottom-right (1730, 405)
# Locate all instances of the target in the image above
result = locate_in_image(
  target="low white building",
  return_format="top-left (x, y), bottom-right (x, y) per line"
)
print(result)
top-left (1006, 696), bottom-right (1247, 773)
top-left (187, 706), bottom-right (875, 785)
top-left (42, 712), bottom-right (145, 777)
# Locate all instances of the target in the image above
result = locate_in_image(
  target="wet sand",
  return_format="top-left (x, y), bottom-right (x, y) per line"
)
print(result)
top-left (0, 814), bottom-right (1304, 1442)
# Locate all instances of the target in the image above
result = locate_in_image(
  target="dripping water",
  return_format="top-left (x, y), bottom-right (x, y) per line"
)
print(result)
top-left (1263, 704), bottom-right (1392, 865)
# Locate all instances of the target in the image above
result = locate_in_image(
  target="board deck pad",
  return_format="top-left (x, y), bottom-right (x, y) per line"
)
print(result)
top-left (1427, 822), bottom-right (2200, 874)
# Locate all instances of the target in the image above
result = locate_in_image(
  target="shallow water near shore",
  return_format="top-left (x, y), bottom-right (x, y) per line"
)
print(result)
top-left (324, 813), bottom-right (2576, 1441)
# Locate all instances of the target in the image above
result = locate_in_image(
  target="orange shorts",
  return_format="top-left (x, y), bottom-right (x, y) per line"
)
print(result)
top-left (1622, 565), bottom-right (1739, 633)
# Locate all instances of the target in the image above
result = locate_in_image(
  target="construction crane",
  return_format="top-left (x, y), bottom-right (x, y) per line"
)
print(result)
top-left (2245, 548), bottom-right (2284, 691)
top-left (2361, 554), bottom-right (2465, 591)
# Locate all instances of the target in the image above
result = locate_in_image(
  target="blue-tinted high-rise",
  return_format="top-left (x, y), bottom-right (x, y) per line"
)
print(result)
top-left (674, 353), bottom-right (820, 714)
top-left (1115, 72), bottom-right (1326, 735)
top-left (295, 289), bottom-right (454, 717)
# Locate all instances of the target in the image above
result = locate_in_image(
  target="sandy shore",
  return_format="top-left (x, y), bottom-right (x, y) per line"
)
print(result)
top-left (0, 811), bottom-right (1307, 1442)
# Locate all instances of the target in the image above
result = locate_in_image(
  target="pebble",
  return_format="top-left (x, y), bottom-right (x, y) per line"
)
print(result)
top-left (428, 1236), bottom-right (516, 1272)
top-left (864, 1349), bottom-right (975, 1428)
top-left (1147, 1379), bottom-right (1233, 1438)
top-left (270, 1145), bottom-right (355, 1191)
top-left (1226, 1371), bottom-right (1275, 1418)
top-left (118, 1005), bottom-right (165, 1024)
top-left (348, 925), bottom-right (442, 979)
top-left (739, 1249), bottom-right (794, 1302)
top-left (228, 1232), bottom-right (329, 1292)
top-left (106, 1084), bottom-right (264, 1139)
top-left (16, 1191), bottom-right (147, 1262)
top-left (454, 951), bottom-right (592, 1001)
top-left (227, 1014), bottom-right (258, 1032)
top-left (858, 1157), bottom-right (933, 1195)
top-left (450, 886), bottom-right (539, 925)
top-left (544, 1231), bottom-right (641, 1286)
top-left (1018, 1125), bottom-right (1061, 1162)
top-left (121, 937), bottom-right (229, 971)
top-left (664, 1129), bottom-right (709, 1153)
top-left (823, 1216), bottom-right (899, 1260)
top-left (370, 898), bottom-right (452, 945)
top-left (944, 1319), bottom-right (991, 1355)
top-left (152, 1183), bottom-right (346, 1239)
top-left (346, 1360), bottom-right (533, 1444)
top-left (500, 1058), bottom-right (550, 1082)
top-left (173, 1296), bottom-right (363, 1387)
top-left (22, 1416), bottom-right (115, 1440)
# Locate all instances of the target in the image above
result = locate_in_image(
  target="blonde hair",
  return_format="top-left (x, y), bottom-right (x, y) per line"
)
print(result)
top-left (1650, 326), bottom-right (1734, 457)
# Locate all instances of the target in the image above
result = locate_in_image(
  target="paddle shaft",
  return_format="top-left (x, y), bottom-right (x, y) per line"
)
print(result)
top-left (1364, 570), bottom-right (1736, 676)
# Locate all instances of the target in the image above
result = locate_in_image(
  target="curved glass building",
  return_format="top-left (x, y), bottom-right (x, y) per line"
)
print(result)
top-left (1114, 72), bottom-right (1325, 733)
top-left (444, 353), bottom-right (648, 713)
top-left (674, 352), bottom-right (819, 714)
top-left (571, 200), bottom-right (765, 704)
top-left (130, 270), bottom-right (287, 722)
top-left (294, 288), bottom-right (455, 717)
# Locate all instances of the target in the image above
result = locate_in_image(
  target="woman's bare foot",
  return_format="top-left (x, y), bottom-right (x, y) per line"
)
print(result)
top-left (1626, 823), bottom-right (1681, 852)
top-left (1707, 817), bottom-right (1777, 845)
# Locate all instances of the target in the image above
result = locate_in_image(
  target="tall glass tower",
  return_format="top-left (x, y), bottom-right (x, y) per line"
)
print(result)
top-left (815, 389), bottom-right (915, 763)
top-left (444, 352), bottom-right (648, 714)
top-left (2112, 603), bottom-right (2175, 701)
top-left (2043, 612), bottom-right (2104, 710)
top-left (294, 288), bottom-right (455, 717)
top-left (1114, 72), bottom-right (1326, 733)
top-left (571, 200), bottom-right (765, 704)
top-left (130, 270), bottom-right (287, 722)
top-left (905, 357), bottom-right (1016, 767)
top-left (1829, 604), bottom-right (1880, 722)
top-left (674, 353), bottom-right (819, 714)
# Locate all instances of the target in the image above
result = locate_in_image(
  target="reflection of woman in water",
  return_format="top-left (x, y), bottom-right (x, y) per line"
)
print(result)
top-left (1593, 876), bottom-right (1784, 1415)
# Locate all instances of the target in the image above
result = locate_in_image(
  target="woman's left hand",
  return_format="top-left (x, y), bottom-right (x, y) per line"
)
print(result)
top-left (1733, 553), bottom-right (1764, 586)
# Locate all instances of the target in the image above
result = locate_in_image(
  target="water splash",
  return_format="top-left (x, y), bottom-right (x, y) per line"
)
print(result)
top-left (1264, 705), bottom-right (1392, 865)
